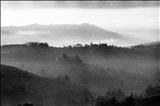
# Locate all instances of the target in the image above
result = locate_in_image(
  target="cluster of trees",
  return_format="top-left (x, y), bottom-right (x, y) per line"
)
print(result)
top-left (132, 44), bottom-right (145, 48)
top-left (95, 86), bottom-right (160, 106)
top-left (57, 75), bottom-right (70, 81)
top-left (18, 103), bottom-right (33, 106)
top-left (96, 90), bottom-right (125, 103)
top-left (15, 86), bottom-right (160, 106)
top-left (95, 91), bottom-right (135, 106)
top-left (25, 42), bottom-right (122, 49)
top-left (145, 85), bottom-right (160, 97)
top-left (65, 43), bottom-right (119, 49)
top-left (59, 53), bottom-right (83, 64)
top-left (25, 42), bottom-right (49, 48)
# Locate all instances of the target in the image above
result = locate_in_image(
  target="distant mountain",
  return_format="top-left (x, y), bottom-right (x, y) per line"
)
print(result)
top-left (2, 23), bottom-right (122, 39)
top-left (132, 41), bottom-right (160, 48)
top-left (132, 41), bottom-right (160, 57)
top-left (1, 64), bottom-right (92, 106)
top-left (1, 23), bottom-right (129, 46)
top-left (145, 41), bottom-right (160, 47)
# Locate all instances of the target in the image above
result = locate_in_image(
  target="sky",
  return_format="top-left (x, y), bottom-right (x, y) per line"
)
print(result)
top-left (1, 1), bottom-right (160, 46)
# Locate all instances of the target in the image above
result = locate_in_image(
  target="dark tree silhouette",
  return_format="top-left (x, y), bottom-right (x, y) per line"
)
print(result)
top-left (64, 75), bottom-right (70, 81)
top-left (124, 92), bottom-right (135, 106)
top-left (26, 42), bottom-right (49, 48)
top-left (105, 89), bottom-right (125, 102)
top-left (74, 44), bottom-right (83, 47)
top-left (20, 103), bottom-right (34, 106)
top-left (62, 53), bottom-right (69, 59)
top-left (74, 55), bottom-right (83, 63)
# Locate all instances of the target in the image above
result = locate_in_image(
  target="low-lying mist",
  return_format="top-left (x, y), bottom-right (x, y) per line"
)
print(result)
top-left (1, 42), bottom-right (160, 96)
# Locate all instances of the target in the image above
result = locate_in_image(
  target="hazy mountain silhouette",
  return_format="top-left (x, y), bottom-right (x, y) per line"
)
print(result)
top-left (2, 23), bottom-right (135, 46)
top-left (133, 42), bottom-right (160, 51)
top-left (2, 23), bottom-right (122, 39)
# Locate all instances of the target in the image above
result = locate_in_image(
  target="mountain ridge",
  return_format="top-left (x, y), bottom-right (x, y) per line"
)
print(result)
top-left (2, 23), bottom-right (131, 46)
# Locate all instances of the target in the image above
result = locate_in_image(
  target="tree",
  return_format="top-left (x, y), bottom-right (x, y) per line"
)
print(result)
top-left (105, 89), bottom-right (125, 102)
top-left (68, 45), bottom-right (72, 48)
top-left (124, 92), bottom-right (135, 106)
top-left (74, 55), bottom-right (83, 63)
top-left (64, 75), bottom-right (70, 81)
top-left (38, 42), bottom-right (49, 47)
top-left (84, 44), bottom-right (89, 48)
top-left (75, 44), bottom-right (83, 47)
top-left (62, 53), bottom-right (68, 59)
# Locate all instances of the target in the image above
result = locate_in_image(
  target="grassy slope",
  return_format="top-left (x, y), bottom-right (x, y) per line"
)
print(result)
top-left (1, 64), bottom-right (92, 106)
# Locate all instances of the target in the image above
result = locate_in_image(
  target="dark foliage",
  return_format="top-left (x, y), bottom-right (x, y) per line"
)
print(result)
top-left (26, 42), bottom-right (49, 48)
top-left (95, 91), bottom-right (160, 106)
top-left (65, 43), bottom-right (118, 49)
top-left (18, 103), bottom-right (34, 106)
top-left (145, 85), bottom-right (160, 96)
top-left (60, 53), bottom-right (83, 64)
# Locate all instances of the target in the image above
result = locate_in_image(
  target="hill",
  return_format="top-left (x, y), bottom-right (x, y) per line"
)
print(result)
top-left (1, 64), bottom-right (92, 106)
top-left (1, 42), bottom-right (158, 96)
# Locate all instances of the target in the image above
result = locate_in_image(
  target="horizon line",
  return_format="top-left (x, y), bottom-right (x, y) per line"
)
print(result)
top-left (1, 41), bottom-right (159, 48)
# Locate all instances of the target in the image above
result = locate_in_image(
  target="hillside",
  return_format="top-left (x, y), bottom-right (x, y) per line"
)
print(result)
top-left (1, 64), bottom-right (92, 106)
top-left (1, 42), bottom-right (159, 96)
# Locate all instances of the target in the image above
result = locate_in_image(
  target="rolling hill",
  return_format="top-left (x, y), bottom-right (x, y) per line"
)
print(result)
top-left (1, 64), bottom-right (93, 106)
top-left (1, 42), bottom-right (159, 96)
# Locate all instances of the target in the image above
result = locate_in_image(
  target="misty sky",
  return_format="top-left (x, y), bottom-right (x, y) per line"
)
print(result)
top-left (1, 1), bottom-right (160, 46)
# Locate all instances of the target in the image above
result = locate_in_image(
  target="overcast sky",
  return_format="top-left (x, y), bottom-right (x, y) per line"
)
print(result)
top-left (1, 1), bottom-right (160, 46)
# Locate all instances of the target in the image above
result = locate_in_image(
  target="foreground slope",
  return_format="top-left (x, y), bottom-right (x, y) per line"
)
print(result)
top-left (1, 64), bottom-right (92, 106)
